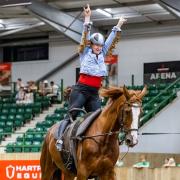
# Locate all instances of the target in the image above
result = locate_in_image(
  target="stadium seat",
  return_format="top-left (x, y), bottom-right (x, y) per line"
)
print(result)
top-left (9, 108), bottom-right (17, 115)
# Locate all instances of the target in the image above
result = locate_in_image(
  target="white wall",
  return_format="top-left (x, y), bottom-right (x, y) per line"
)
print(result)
top-left (10, 33), bottom-right (180, 87)
top-left (12, 41), bottom-right (78, 86)
top-left (116, 34), bottom-right (180, 86)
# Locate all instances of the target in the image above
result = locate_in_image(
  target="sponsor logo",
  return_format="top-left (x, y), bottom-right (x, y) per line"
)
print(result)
top-left (6, 165), bottom-right (15, 179)
top-left (150, 72), bottom-right (177, 80)
top-left (0, 160), bottom-right (41, 180)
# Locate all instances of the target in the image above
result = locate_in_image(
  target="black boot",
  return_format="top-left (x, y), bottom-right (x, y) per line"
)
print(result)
top-left (56, 119), bottom-right (70, 151)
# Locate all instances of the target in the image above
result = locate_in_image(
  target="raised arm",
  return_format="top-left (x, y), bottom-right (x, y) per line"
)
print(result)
top-left (103, 17), bottom-right (127, 55)
top-left (78, 4), bottom-right (92, 54)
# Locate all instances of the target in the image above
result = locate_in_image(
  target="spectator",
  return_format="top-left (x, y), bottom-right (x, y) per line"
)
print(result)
top-left (38, 81), bottom-right (44, 95)
top-left (47, 81), bottom-right (59, 103)
top-left (163, 157), bottom-right (176, 167)
top-left (115, 159), bottom-right (124, 167)
top-left (24, 87), bottom-right (34, 104)
top-left (28, 80), bottom-right (38, 92)
top-left (39, 80), bottom-right (51, 96)
top-left (108, 63), bottom-right (118, 86)
top-left (63, 86), bottom-right (72, 102)
top-left (16, 78), bottom-right (24, 91)
top-left (133, 155), bottom-right (150, 168)
top-left (15, 86), bottom-right (26, 104)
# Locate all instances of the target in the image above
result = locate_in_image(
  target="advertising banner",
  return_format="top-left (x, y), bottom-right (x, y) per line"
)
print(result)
top-left (0, 63), bottom-right (11, 85)
top-left (144, 61), bottom-right (180, 84)
top-left (0, 160), bottom-right (41, 180)
top-left (105, 55), bottom-right (118, 86)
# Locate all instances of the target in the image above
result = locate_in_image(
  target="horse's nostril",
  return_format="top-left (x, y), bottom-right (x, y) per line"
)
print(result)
top-left (125, 139), bottom-right (131, 145)
top-left (125, 135), bottom-right (133, 146)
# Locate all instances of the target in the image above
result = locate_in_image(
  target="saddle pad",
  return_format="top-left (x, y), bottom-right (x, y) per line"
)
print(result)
top-left (76, 108), bottom-right (102, 137)
top-left (53, 121), bottom-right (62, 140)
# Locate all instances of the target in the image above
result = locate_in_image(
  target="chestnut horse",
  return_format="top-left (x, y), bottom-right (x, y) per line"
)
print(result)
top-left (40, 86), bottom-right (147, 180)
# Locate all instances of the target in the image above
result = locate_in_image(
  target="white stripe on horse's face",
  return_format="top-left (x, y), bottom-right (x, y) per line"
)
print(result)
top-left (131, 103), bottom-right (141, 145)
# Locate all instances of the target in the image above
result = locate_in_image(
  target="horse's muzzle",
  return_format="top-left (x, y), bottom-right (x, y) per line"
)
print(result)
top-left (125, 134), bottom-right (138, 147)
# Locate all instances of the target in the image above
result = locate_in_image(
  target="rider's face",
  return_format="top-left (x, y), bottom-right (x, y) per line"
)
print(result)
top-left (91, 44), bottom-right (103, 55)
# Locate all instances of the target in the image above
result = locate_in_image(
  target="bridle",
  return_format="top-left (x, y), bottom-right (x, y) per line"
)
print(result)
top-left (73, 99), bottom-right (142, 143)
top-left (118, 100), bottom-right (142, 135)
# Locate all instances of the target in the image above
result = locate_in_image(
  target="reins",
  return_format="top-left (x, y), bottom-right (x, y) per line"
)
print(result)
top-left (71, 130), bottom-right (120, 141)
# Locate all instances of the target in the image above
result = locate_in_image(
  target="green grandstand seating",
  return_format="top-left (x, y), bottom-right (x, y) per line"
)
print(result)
top-left (55, 108), bottom-right (67, 114)
top-left (148, 84), bottom-right (157, 90)
top-left (16, 136), bottom-right (23, 142)
top-left (14, 114), bottom-right (24, 127)
top-left (24, 143), bottom-right (31, 152)
top-left (2, 103), bottom-right (11, 109)
top-left (9, 108), bottom-right (17, 115)
top-left (31, 141), bottom-right (41, 152)
top-left (148, 90), bottom-right (159, 97)
top-left (1, 108), bottom-right (9, 115)
top-left (17, 107), bottom-right (25, 115)
top-left (6, 143), bottom-right (14, 153)
top-left (13, 142), bottom-right (23, 152)
top-left (0, 128), bottom-right (5, 142)
top-left (24, 107), bottom-right (33, 120)
top-left (32, 102), bottom-right (42, 114)
top-left (0, 115), bottom-right (7, 121)
top-left (25, 133), bottom-right (34, 142)
top-left (34, 133), bottom-right (44, 142)
top-left (0, 121), bottom-right (5, 128)
top-left (157, 83), bottom-right (167, 90)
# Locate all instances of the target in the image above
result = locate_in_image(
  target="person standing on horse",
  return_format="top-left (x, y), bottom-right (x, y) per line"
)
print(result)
top-left (56, 4), bottom-right (127, 151)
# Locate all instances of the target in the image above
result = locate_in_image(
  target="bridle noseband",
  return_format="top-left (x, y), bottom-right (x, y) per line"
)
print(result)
top-left (119, 100), bottom-right (142, 134)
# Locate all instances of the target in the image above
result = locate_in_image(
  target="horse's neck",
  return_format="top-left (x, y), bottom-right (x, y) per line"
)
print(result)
top-left (97, 96), bottom-right (125, 133)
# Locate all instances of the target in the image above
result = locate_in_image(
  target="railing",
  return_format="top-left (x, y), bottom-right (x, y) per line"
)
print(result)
top-left (143, 77), bottom-right (180, 110)
top-left (36, 53), bottom-right (79, 83)
top-left (140, 77), bottom-right (180, 126)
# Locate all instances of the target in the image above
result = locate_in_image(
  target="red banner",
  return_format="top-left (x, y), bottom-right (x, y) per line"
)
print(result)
top-left (0, 63), bottom-right (11, 85)
top-left (105, 55), bottom-right (118, 64)
top-left (0, 160), bottom-right (41, 180)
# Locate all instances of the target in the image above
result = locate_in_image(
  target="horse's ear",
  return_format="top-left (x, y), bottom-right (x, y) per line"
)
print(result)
top-left (138, 85), bottom-right (147, 99)
top-left (123, 85), bottom-right (131, 100)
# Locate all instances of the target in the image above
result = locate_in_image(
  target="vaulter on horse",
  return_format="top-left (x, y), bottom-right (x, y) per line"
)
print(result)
top-left (56, 4), bottom-right (127, 151)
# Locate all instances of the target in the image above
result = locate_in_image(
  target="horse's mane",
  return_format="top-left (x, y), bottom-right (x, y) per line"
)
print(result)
top-left (99, 86), bottom-right (124, 99)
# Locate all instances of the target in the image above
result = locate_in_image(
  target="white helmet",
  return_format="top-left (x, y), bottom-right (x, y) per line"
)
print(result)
top-left (90, 33), bottom-right (104, 46)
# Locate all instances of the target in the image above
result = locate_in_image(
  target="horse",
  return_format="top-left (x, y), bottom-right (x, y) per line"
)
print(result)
top-left (40, 85), bottom-right (147, 180)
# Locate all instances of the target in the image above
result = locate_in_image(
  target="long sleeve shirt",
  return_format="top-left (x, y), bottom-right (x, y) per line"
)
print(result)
top-left (79, 23), bottom-right (121, 77)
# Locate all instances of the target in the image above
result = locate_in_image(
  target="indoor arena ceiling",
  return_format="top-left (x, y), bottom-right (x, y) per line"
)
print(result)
top-left (0, 0), bottom-right (180, 42)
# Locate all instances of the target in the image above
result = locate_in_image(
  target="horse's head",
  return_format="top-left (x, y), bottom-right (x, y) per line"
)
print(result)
top-left (122, 85), bottom-right (147, 147)
top-left (100, 85), bottom-right (147, 147)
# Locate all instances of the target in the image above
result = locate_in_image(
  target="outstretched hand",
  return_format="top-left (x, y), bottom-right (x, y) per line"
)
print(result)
top-left (117, 16), bottom-right (127, 28)
top-left (83, 4), bottom-right (91, 17)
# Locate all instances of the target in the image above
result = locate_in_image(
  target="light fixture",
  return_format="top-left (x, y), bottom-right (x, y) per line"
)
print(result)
top-left (0, 0), bottom-right (31, 7)
top-left (96, 8), bottom-right (112, 17)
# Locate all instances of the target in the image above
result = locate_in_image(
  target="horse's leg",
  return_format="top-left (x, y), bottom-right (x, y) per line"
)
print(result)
top-left (40, 141), bottom-right (59, 180)
top-left (76, 163), bottom-right (90, 180)
top-left (52, 169), bottom-right (62, 180)
top-left (63, 172), bottom-right (75, 180)
top-left (98, 169), bottom-right (116, 180)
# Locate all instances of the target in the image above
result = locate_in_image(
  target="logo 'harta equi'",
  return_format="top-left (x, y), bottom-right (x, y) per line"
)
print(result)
top-left (6, 165), bottom-right (41, 179)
